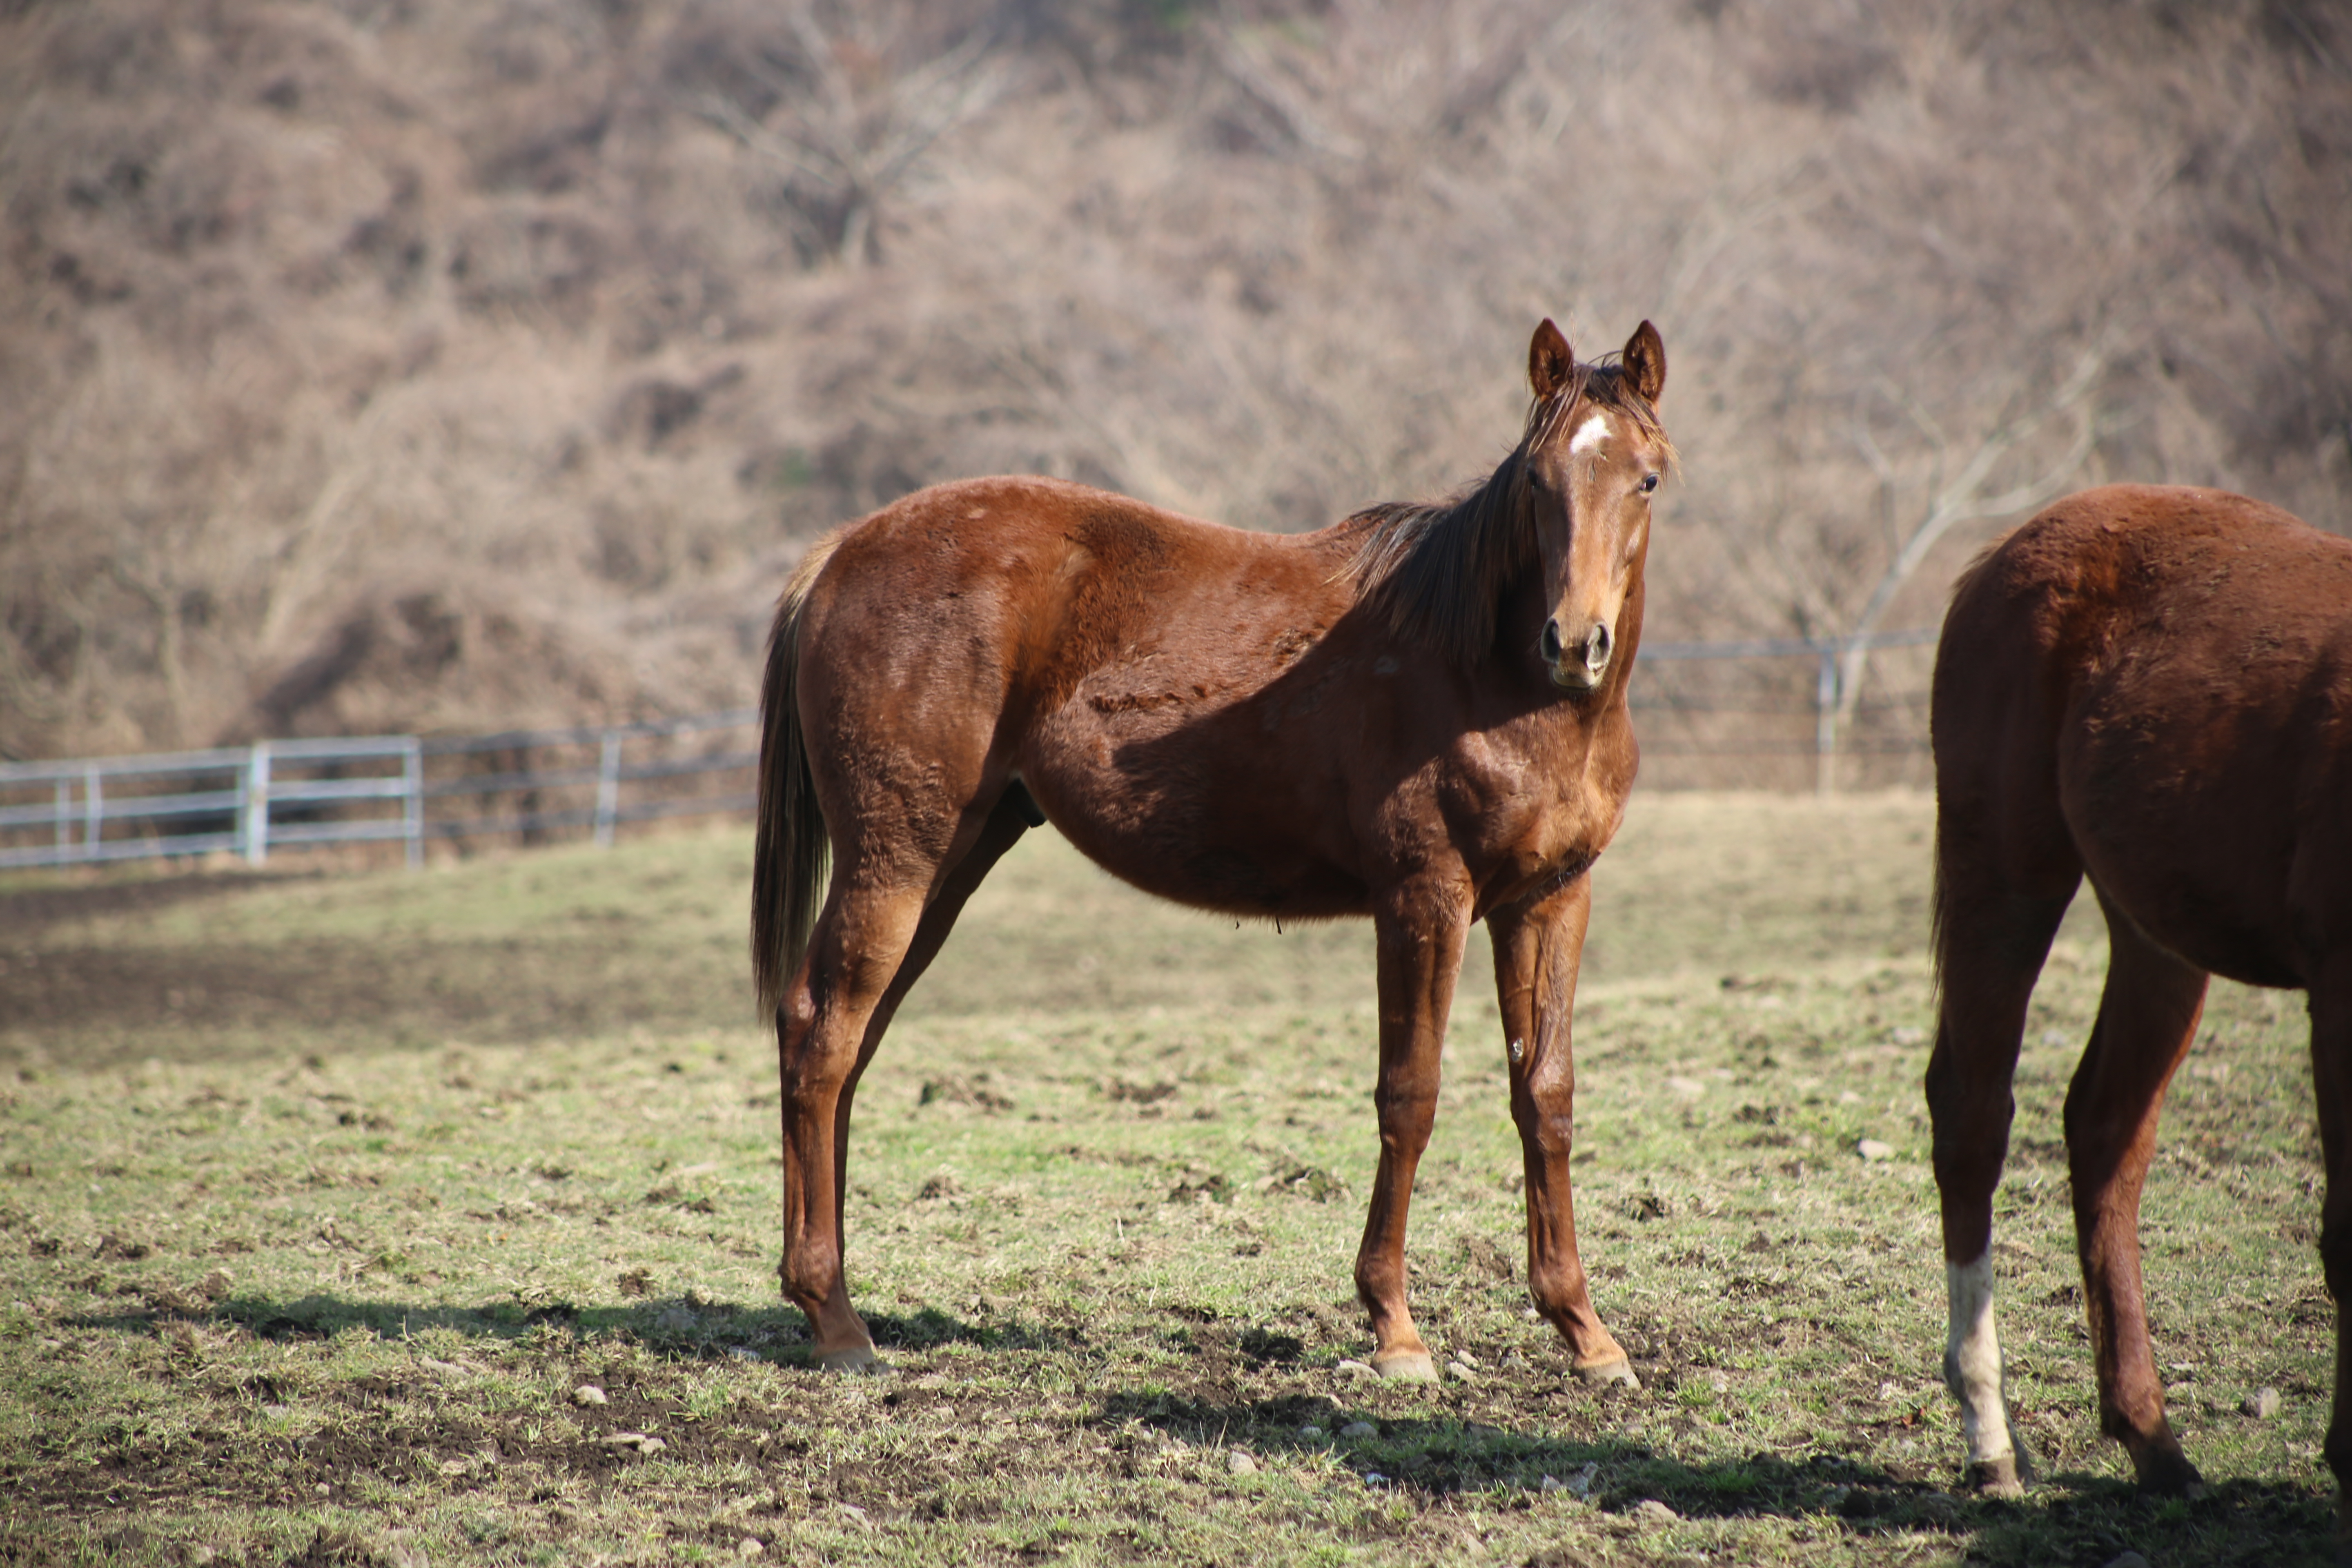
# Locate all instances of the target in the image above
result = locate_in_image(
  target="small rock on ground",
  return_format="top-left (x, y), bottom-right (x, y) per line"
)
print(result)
top-left (1339, 1421), bottom-right (1379, 1440)
top-left (1632, 1499), bottom-right (1678, 1523)
top-left (1334, 1359), bottom-right (1375, 1379)
top-left (2243, 1387), bottom-right (2281, 1419)
top-left (571, 1385), bottom-right (608, 1406)
top-left (1297, 1425), bottom-right (1326, 1441)
top-left (1227, 1450), bottom-right (1258, 1475)
top-left (1857, 1138), bottom-right (1895, 1162)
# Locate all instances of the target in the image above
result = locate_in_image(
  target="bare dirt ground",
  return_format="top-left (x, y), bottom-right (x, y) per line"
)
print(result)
top-left (0, 798), bottom-right (2335, 1566)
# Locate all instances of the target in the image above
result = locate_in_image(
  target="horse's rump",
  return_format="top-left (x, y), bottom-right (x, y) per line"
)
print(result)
top-left (1933, 483), bottom-right (2352, 993)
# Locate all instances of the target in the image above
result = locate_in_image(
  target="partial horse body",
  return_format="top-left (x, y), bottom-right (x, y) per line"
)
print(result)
top-left (753, 319), bottom-right (1672, 1382)
top-left (1927, 484), bottom-right (2352, 1501)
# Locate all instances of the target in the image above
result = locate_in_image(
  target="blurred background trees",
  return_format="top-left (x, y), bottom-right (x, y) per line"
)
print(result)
top-left (1, 0), bottom-right (2344, 765)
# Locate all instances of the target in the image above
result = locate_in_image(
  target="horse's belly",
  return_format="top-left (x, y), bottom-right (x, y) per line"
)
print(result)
top-left (1018, 703), bottom-right (1372, 919)
top-left (2062, 696), bottom-right (2311, 989)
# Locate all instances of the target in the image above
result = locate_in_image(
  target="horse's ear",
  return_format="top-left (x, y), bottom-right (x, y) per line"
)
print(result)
top-left (1621, 320), bottom-right (1666, 404)
top-left (1528, 318), bottom-right (1575, 401)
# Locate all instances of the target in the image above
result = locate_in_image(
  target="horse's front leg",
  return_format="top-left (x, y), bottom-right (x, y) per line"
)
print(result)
top-left (1354, 883), bottom-right (1471, 1381)
top-left (1489, 873), bottom-right (1637, 1385)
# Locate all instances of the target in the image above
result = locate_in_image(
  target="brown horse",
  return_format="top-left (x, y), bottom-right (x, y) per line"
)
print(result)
top-left (752, 319), bottom-right (1671, 1382)
top-left (1927, 484), bottom-right (2352, 1502)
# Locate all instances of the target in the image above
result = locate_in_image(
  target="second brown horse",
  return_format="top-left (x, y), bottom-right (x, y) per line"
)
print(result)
top-left (1929, 484), bottom-right (2352, 1505)
top-left (753, 319), bottom-right (1672, 1381)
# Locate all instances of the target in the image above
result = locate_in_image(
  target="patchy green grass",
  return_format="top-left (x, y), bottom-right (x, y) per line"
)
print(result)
top-left (0, 795), bottom-right (2336, 1565)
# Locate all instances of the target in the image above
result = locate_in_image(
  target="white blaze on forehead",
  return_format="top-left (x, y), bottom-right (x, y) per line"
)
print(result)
top-left (1567, 413), bottom-right (1611, 456)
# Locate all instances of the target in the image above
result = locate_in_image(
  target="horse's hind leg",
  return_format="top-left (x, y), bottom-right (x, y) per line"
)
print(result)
top-left (820, 790), bottom-right (1035, 1314)
top-left (778, 875), bottom-right (926, 1369)
top-left (2310, 967), bottom-right (2352, 1534)
top-left (777, 789), bottom-right (1031, 1370)
top-left (2065, 887), bottom-right (2209, 1496)
top-left (1927, 869), bottom-right (2074, 1495)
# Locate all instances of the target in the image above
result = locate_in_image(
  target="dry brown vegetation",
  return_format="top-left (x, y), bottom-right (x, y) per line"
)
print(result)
top-left (2, 0), bottom-right (2345, 764)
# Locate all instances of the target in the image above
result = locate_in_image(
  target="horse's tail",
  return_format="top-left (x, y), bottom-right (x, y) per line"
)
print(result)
top-left (751, 532), bottom-right (846, 1016)
top-left (1925, 536), bottom-right (2007, 1009)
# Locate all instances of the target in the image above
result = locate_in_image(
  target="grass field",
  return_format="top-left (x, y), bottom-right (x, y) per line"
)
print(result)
top-left (0, 793), bottom-right (2337, 1566)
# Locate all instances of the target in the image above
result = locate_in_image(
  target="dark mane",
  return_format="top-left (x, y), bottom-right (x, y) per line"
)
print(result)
top-left (1345, 361), bottom-right (1672, 667)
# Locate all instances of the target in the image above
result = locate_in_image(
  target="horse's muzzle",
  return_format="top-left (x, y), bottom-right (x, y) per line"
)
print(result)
top-left (1544, 617), bottom-right (1613, 690)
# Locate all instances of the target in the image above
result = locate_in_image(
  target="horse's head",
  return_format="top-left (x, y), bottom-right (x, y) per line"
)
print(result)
top-left (1519, 318), bottom-right (1670, 693)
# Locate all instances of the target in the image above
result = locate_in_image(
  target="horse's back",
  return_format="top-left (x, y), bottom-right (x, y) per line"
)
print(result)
top-left (1935, 484), bottom-right (2352, 987)
top-left (791, 475), bottom-right (1382, 900)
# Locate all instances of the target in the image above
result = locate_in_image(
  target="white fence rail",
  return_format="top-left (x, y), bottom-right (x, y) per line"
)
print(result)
top-left (0, 710), bottom-right (757, 873)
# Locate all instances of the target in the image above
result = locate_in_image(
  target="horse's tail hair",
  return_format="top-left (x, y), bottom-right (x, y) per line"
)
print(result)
top-left (1923, 551), bottom-right (1990, 1016)
top-left (751, 531), bottom-right (845, 1016)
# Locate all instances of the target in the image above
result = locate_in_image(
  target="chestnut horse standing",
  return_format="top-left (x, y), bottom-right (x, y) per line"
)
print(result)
top-left (1928, 484), bottom-right (2352, 1501)
top-left (753, 320), bottom-right (1671, 1382)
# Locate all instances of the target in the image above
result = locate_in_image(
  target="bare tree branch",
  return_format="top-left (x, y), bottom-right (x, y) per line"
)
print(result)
top-left (1827, 339), bottom-right (2109, 752)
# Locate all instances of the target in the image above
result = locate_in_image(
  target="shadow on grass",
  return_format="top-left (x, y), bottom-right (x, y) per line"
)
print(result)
top-left (0, 866), bottom-right (320, 936)
top-left (53, 1295), bottom-right (2341, 1563)
top-left (1101, 1390), bottom-right (2340, 1566)
top-left (65, 1290), bottom-right (1083, 1360)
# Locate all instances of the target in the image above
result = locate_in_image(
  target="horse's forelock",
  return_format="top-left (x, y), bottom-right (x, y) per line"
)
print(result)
top-left (1547, 359), bottom-right (1676, 472)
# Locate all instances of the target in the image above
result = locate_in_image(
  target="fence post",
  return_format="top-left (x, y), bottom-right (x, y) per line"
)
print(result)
top-left (402, 735), bottom-right (424, 870)
top-left (82, 764), bottom-right (102, 863)
top-left (243, 742), bottom-right (272, 866)
top-left (1814, 644), bottom-right (1840, 797)
top-left (594, 730), bottom-right (622, 848)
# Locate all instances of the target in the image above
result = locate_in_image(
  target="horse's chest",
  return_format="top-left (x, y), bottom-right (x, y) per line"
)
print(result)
top-left (1441, 726), bottom-right (1627, 885)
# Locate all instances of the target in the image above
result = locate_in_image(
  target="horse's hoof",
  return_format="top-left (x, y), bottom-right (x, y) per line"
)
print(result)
top-left (1370, 1350), bottom-right (1440, 1383)
top-left (1572, 1356), bottom-right (1641, 1390)
top-left (1965, 1455), bottom-right (2026, 1499)
top-left (815, 1344), bottom-right (888, 1375)
top-left (2132, 1447), bottom-right (2205, 1500)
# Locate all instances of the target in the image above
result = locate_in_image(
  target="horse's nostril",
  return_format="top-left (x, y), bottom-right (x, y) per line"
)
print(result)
top-left (1588, 621), bottom-right (1613, 666)
top-left (1540, 618), bottom-right (1564, 663)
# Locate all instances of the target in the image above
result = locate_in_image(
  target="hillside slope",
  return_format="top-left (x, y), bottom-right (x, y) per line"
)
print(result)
top-left (2, 0), bottom-right (2344, 760)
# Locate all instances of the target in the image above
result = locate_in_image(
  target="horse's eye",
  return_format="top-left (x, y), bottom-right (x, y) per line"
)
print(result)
top-left (1638, 473), bottom-right (1660, 494)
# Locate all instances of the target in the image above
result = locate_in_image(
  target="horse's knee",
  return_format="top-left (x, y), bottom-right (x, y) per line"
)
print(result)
top-left (1373, 1081), bottom-right (1438, 1127)
top-left (1372, 1095), bottom-right (1439, 1163)
top-left (1511, 1084), bottom-right (1574, 1152)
